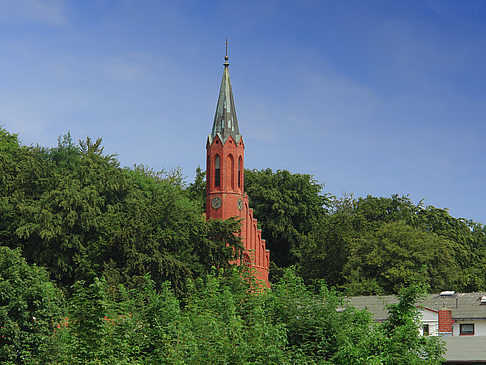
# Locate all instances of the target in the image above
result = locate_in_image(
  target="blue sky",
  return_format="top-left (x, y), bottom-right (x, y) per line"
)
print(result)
top-left (1, 0), bottom-right (485, 223)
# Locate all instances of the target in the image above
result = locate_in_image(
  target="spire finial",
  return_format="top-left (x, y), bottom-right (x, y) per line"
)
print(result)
top-left (224, 37), bottom-right (230, 64)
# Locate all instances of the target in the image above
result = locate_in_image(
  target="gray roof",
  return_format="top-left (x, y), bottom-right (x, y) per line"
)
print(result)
top-left (443, 336), bottom-right (486, 362)
top-left (209, 57), bottom-right (241, 146)
top-left (346, 293), bottom-right (486, 321)
top-left (345, 295), bottom-right (397, 321)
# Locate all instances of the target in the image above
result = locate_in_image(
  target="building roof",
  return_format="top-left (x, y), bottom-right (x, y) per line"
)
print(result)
top-left (443, 336), bottom-right (486, 362)
top-left (346, 292), bottom-right (486, 321)
top-left (209, 56), bottom-right (241, 146)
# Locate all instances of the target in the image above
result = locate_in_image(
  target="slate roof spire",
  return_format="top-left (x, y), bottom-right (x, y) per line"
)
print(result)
top-left (209, 41), bottom-right (241, 145)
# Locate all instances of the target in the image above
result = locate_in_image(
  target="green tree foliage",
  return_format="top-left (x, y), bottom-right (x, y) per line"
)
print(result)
top-left (299, 202), bottom-right (366, 288)
top-left (353, 194), bottom-right (419, 226)
top-left (0, 129), bottom-right (241, 294)
top-left (51, 270), bottom-right (288, 364)
top-left (344, 222), bottom-right (460, 295)
top-left (0, 246), bottom-right (63, 364)
top-left (415, 206), bottom-right (486, 291)
top-left (59, 279), bottom-right (107, 364)
top-left (244, 168), bottom-right (329, 273)
top-left (299, 193), bottom-right (486, 294)
top-left (266, 269), bottom-right (372, 363)
top-left (45, 269), bottom-right (444, 364)
top-left (381, 284), bottom-right (445, 364)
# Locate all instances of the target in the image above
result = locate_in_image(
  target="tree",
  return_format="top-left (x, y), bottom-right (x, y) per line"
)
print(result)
top-left (353, 194), bottom-right (419, 227)
top-left (297, 194), bottom-right (410, 289)
top-left (344, 222), bottom-right (460, 295)
top-left (0, 131), bottom-right (243, 294)
top-left (63, 279), bottom-right (108, 364)
top-left (298, 209), bottom-right (366, 288)
top-left (0, 246), bottom-right (63, 364)
top-left (299, 193), bottom-right (486, 295)
top-left (266, 268), bottom-right (446, 364)
top-left (44, 268), bottom-right (444, 364)
top-left (244, 169), bottom-right (329, 273)
top-left (381, 284), bottom-right (445, 364)
top-left (50, 269), bottom-right (288, 364)
top-left (415, 206), bottom-right (486, 292)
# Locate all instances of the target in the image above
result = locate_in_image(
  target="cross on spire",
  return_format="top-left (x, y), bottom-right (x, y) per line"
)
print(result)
top-left (224, 38), bottom-right (230, 62)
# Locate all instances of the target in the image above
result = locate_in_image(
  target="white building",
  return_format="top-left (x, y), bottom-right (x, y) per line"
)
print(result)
top-left (347, 292), bottom-right (486, 363)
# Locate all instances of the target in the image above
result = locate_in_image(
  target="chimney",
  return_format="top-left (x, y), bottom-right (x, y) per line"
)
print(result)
top-left (438, 308), bottom-right (453, 336)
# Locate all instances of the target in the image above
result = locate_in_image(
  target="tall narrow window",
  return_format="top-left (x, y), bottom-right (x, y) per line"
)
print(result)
top-left (423, 324), bottom-right (429, 336)
top-left (215, 155), bottom-right (220, 187)
top-left (227, 154), bottom-right (234, 190)
top-left (238, 157), bottom-right (242, 188)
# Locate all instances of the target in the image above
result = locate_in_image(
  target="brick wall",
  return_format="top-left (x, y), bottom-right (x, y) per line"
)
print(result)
top-left (206, 135), bottom-right (269, 286)
top-left (438, 308), bottom-right (453, 335)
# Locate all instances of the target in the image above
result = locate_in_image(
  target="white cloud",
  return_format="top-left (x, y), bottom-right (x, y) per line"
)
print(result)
top-left (0, 0), bottom-right (68, 26)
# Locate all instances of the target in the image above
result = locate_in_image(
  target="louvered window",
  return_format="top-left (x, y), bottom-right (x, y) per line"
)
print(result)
top-left (215, 155), bottom-right (220, 187)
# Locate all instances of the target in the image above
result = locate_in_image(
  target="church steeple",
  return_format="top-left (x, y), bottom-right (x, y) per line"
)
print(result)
top-left (209, 49), bottom-right (241, 145)
top-left (205, 43), bottom-right (269, 287)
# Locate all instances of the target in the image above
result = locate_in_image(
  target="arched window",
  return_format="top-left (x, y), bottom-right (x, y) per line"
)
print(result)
top-left (227, 154), bottom-right (234, 190)
top-left (215, 155), bottom-right (220, 187)
top-left (243, 253), bottom-right (251, 266)
top-left (238, 157), bottom-right (242, 189)
top-left (254, 224), bottom-right (257, 264)
top-left (245, 204), bottom-right (249, 249)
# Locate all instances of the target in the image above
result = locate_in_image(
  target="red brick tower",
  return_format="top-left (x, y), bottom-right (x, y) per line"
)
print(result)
top-left (206, 52), bottom-right (270, 286)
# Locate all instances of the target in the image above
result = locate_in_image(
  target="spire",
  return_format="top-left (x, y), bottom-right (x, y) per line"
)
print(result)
top-left (209, 40), bottom-right (241, 145)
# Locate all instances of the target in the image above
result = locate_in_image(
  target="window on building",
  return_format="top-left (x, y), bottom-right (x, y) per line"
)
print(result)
top-left (215, 155), bottom-right (220, 187)
top-left (423, 324), bottom-right (430, 336)
top-left (238, 157), bottom-right (242, 188)
top-left (242, 253), bottom-right (250, 266)
top-left (227, 154), bottom-right (234, 189)
top-left (460, 323), bottom-right (474, 335)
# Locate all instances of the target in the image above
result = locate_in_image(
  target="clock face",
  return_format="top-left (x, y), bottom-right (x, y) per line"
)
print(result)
top-left (211, 197), bottom-right (222, 209)
top-left (237, 198), bottom-right (243, 211)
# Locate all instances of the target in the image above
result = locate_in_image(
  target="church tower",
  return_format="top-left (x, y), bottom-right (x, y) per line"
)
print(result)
top-left (206, 50), bottom-right (270, 286)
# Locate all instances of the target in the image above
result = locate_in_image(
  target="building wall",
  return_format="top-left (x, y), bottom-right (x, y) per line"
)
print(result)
top-left (206, 135), bottom-right (269, 286)
top-left (453, 320), bottom-right (486, 336)
top-left (418, 309), bottom-right (486, 337)
top-left (238, 200), bottom-right (269, 284)
top-left (419, 309), bottom-right (439, 336)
